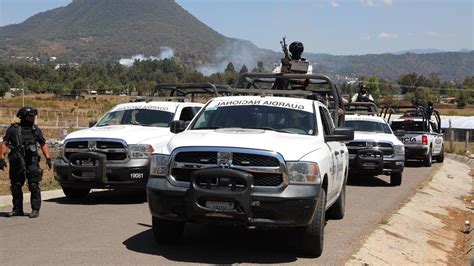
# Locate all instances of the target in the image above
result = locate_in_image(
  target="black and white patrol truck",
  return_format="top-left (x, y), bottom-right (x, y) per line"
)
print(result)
top-left (388, 106), bottom-right (444, 166)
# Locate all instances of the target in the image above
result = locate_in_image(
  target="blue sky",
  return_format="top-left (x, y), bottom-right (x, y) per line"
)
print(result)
top-left (0, 0), bottom-right (472, 55)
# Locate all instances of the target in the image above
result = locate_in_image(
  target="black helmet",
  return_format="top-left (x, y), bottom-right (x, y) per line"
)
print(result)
top-left (289, 41), bottom-right (304, 59)
top-left (16, 106), bottom-right (38, 119)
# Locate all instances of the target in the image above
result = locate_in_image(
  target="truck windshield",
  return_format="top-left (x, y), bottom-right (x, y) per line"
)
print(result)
top-left (96, 109), bottom-right (173, 127)
top-left (345, 120), bottom-right (392, 134)
top-left (191, 105), bottom-right (316, 135)
top-left (391, 121), bottom-right (425, 132)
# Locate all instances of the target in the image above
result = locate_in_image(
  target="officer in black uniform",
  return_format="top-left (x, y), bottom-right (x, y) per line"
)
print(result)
top-left (0, 106), bottom-right (51, 218)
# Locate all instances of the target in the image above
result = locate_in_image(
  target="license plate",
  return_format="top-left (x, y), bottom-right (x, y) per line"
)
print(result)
top-left (363, 162), bottom-right (376, 167)
top-left (130, 172), bottom-right (144, 179)
top-left (82, 171), bottom-right (95, 178)
top-left (81, 160), bottom-right (94, 166)
top-left (205, 201), bottom-right (234, 211)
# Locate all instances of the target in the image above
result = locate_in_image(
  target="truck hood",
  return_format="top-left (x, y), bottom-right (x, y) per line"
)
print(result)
top-left (64, 125), bottom-right (172, 145)
top-left (164, 128), bottom-right (323, 161)
top-left (353, 131), bottom-right (403, 145)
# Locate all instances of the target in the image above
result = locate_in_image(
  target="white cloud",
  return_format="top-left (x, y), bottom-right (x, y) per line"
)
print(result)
top-left (361, 0), bottom-right (393, 7)
top-left (425, 31), bottom-right (441, 37)
top-left (361, 0), bottom-right (376, 7)
top-left (329, 1), bottom-right (340, 8)
top-left (360, 33), bottom-right (372, 40)
top-left (378, 32), bottom-right (398, 39)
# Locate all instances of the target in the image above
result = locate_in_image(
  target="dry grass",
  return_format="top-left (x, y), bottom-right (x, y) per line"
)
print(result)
top-left (0, 94), bottom-right (129, 127)
top-left (436, 106), bottom-right (474, 116)
top-left (445, 141), bottom-right (474, 155)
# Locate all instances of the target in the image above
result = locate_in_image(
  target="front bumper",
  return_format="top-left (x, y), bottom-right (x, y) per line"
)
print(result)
top-left (349, 151), bottom-right (404, 175)
top-left (405, 146), bottom-right (428, 160)
top-left (53, 152), bottom-right (150, 189)
top-left (146, 168), bottom-right (321, 227)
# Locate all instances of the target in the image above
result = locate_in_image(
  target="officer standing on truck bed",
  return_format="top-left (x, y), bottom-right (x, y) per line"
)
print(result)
top-left (0, 107), bottom-right (52, 218)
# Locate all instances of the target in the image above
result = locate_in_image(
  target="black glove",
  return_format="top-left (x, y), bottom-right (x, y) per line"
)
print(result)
top-left (0, 159), bottom-right (6, 171)
top-left (46, 158), bottom-right (52, 170)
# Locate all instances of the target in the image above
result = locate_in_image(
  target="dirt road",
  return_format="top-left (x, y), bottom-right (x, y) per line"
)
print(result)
top-left (0, 162), bottom-right (439, 265)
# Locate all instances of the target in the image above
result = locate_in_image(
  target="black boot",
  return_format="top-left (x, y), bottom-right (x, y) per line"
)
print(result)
top-left (7, 209), bottom-right (24, 217)
top-left (29, 210), bottom-right (39, 218)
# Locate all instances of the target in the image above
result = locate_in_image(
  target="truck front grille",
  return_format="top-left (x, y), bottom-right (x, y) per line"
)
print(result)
top-left (170, 148), bottom-right (286, 187)
top-left (347, 141), bottom-right (394, 157)
top-left (64, 140), bottom-right (128, 161)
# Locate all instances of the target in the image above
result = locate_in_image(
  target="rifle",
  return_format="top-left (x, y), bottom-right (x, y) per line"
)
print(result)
top-left (12, 125), bottom-right (27, 175)
top-left (280, 37), bottom-right (292, 73)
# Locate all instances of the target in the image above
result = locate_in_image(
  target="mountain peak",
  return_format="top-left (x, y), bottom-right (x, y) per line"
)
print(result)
top-left (0, 0), bottom-right (227, 64)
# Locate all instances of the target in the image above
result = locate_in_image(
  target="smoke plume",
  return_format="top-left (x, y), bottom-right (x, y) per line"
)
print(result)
top-left (119, 47), bottom-right (175, 67)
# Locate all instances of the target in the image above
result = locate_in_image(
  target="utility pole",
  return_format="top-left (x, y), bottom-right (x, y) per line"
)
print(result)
top-left (21, 81), bottom-right (25, 107)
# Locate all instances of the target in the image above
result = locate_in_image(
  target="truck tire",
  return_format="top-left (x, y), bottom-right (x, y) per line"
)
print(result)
top-left (390, 173), bottom-right (402, 186)
top-left (423, 149), bottom-right (432, 167)
top-left (436, 146), bottom-right (445, 163)
top-left (152, 217), bottom-right (184, 244)
top-left (327, 183), bottom-right (345, 220)
top-left (295, 188), bottom-right (326, 257)
top-left (62, 187), bottom-right (90, 199)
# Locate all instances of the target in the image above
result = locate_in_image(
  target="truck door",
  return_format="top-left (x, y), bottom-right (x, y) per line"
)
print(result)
top-left (430, 122), bottom-right (442, 154)
top-left (319, 106), bottom-right (343, 199)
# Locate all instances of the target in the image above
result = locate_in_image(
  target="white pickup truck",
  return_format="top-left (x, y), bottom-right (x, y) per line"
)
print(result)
top-left (389, 107), bottom-right (444, 166)
top-left (53, 101), bottom-right (203, 199)
top-left (345, 115), bottom-right (405, 185)
top-left (146, 95), bottom-right (354, 256)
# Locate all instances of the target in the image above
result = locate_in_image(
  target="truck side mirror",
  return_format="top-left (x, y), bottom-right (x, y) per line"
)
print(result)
top-left (89, 121), bottom-right (97, 128)
top-left (170, 120), bottom-right (186, 134)
top-left (325, 127), bottom-right (354, 142)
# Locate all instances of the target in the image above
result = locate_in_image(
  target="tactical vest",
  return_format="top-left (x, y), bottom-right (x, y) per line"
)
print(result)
top-left (356, 93), bottom-right (371, 102)
top-left (8, 124), bottom-right (39, 160)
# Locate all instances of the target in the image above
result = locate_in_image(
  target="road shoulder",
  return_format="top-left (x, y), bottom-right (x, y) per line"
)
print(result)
top-left (347, 158), bottom-right (473, 265)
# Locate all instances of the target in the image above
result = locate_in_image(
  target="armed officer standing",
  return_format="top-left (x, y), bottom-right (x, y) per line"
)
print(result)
top-left (0, 107), bottom-right (51, 218)
top-left (273, 40), bottom-right (313, 74)
top-left (351, 83), bottom-right (374, 103)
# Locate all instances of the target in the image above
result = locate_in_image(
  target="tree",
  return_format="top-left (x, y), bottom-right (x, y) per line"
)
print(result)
top-left (252, 61), bottom-right (265, 73)
top-left (0, 78), bottom-right (9, 98)
top-left (239, 64), bottom-right (248, 74)
top-left (457, 90), bottom-right (466, 108)
top-left (224, 62), bottom-right (236, 73)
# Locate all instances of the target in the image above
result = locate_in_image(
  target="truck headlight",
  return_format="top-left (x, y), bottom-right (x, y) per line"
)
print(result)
top-left (150, 154), bottom-right (170, 176)
top-left (286, 161), bottom-right (321, 183)
top-left (128, 144), bottom-right (154, 158)
top-left (394, 145), bottom-right (405, 156)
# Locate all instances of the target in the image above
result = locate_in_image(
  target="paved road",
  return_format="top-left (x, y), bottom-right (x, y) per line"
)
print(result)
top-left (0, 162), bottom-right (440, 265)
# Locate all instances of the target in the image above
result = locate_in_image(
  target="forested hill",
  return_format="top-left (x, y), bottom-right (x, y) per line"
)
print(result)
top-left (306, 51), bottom-right (474, 81)
top-left (0, 0), bottom-right (265, 65)
top-left (0, 0), bottom-right (472, 81)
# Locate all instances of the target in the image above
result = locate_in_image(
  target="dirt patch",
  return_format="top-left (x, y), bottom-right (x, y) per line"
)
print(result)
top-left (347, 159), bottom-right (473, 265)
top-left (425, 207), bottom-right (473, 265)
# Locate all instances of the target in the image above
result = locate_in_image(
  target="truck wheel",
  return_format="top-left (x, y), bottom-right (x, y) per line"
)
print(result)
top-left (295, 188), bottom-right (326, 257)
top-left (390, 173), bottom-right (402, 186)
top-left (436, 146), bottom-right (445, 163)
top-left (152, 217), bottom-right (184, 244)
top-left (327, 183), bottom-right (345, 220)
top-left (62, 187), bottom-right (90, 199)
top-left (423, 149), bottom-right (432, 167)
